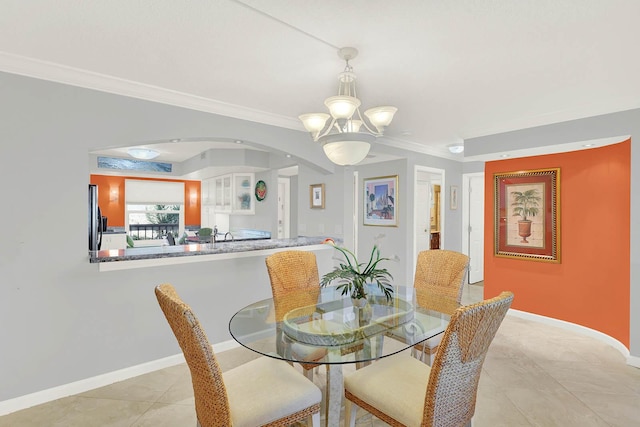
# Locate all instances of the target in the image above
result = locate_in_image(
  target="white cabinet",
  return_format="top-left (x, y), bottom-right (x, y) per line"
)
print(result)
top-left (214, 174), bottom-right (233, 211)
top-left (204, 173), bottom-right (255, 215)
top-left (101, 233), bottom-right (127, 250)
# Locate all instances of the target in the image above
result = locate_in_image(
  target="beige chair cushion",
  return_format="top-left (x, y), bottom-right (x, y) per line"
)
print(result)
top-left (224, 356), bottom-right (322, 427)
top-left (344, 354), bottom-right (430, 426)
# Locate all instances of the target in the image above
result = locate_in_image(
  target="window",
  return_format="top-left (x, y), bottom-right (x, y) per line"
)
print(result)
top-left (124, 180), bottom-right (186, 244)
top-left (127, 204), bottom-right (182, 241)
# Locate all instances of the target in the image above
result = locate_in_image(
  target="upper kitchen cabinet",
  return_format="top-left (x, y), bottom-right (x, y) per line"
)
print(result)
top-left (204, 173), bottom-right (254, 214)
top-left (214, 174), bottom-right (233, 212)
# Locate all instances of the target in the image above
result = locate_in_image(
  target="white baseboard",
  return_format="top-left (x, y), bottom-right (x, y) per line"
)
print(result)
top-left (0, 339), bottom-right (240, 417)
top-left (627, 355), bottom-right (640, 368)
top-left (507, 309), bottom-right (633, 363)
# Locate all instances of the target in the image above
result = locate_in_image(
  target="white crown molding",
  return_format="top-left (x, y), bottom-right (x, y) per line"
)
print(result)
top-left (0, 52), bottom-right (302, 131)
top-left (377, 137), bottom-right (461, 161)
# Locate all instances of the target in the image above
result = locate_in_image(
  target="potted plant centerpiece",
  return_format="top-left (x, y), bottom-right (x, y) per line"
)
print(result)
top-left (320, 239), bottom-right (394, 304)
top-left (511, 188), bottom-right (542, 243)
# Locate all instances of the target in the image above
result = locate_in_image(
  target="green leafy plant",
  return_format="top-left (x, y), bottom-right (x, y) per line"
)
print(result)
top-left (511, 189), bottom-right (541, 221)
top-left (320, 240), bottom-right (393, 301)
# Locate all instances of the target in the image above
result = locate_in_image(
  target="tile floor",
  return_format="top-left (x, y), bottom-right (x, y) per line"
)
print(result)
top-left (2, 283), bottom-right (639, 426)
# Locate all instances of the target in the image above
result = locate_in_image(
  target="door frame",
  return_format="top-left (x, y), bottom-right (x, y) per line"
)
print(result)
top-left (462, 172), bottom-right (484, 283)
top-left (413, 165), bottom-right (446, 279)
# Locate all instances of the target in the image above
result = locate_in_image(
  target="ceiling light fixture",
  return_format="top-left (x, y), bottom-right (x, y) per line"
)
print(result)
top-left (299, 47), bottom-right (397, 166)
top-left (128, 148), bottom-right (160, 160)
top-left (448, 144), bottom-right (464, 154)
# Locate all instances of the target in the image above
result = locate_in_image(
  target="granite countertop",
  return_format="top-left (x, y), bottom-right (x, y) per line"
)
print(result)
top-left (90, 236), bottom-right (339, 263)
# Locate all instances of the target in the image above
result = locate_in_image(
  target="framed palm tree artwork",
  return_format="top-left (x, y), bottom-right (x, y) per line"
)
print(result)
top-left (494, 168), bottom-right (560, 263)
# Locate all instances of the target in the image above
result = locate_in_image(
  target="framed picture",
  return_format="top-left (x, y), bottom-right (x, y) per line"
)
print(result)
top-left (450, 185), bottom-right (458, 210)
top-left (310, 183), bottom-right (325, 209)
top-left (494, 168), bottom-right (560, 263)
top-left (364, 175), bottom-right (398, 227)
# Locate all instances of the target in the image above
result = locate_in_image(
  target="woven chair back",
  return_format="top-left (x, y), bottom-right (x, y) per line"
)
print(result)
top-left (414, 250), bottom-right (469, 303)
top-left (155, 284), bottom-right (232, 427)
top-left (422, 291), bottom-right (514, 426)
top-left (265, 251), bottom-right (320, 321)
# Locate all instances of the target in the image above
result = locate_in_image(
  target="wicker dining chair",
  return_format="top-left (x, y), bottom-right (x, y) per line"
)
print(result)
top-left (155, 284), bottom-right (321, 427)
top-left (344, 291), bottom-right (513, 427)
top-left (265, 251), bottom-right (328, 379)
top-left (412, 249), bottom-right (470, 364)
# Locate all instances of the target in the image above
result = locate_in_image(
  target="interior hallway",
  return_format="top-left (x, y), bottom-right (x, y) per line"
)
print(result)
top-left (1, 282), bottom-right (639, 426)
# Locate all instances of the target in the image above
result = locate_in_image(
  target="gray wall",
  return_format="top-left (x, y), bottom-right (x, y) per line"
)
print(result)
top-left (465, 109), bottom-right (640, 359)
top-left (0, 71), bottom-right (341, 401)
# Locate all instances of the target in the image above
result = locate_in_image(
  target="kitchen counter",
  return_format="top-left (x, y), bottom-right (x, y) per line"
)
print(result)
top-left (185, 228), bottom-right (271, 243)
top-left (90, 236), bottom-right (340, 271)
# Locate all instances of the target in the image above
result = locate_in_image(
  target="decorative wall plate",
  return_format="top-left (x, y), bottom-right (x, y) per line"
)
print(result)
top-left (255, 180), bottom-right (267, 201)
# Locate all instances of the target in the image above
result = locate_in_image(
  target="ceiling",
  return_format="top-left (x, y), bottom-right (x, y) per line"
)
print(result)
top-left (2, 0), bottom-right (640, 163)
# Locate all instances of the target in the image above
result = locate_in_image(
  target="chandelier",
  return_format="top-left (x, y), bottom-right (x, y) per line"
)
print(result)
top-left (299, 47), bottom-right (397, 166)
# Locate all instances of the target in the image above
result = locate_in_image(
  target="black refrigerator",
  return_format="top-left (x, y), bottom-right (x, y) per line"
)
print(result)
top-left (88, 184), bottom-right (104, 251)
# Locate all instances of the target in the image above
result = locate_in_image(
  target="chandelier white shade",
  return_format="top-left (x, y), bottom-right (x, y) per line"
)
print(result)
top-left (321, 132), bottom-right (375, 166)
top-left (299, 47), bottom-right (397, 166)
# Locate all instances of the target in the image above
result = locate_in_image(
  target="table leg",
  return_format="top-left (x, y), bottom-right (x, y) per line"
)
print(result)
top-left (324, 364), bottom-right (344, 427)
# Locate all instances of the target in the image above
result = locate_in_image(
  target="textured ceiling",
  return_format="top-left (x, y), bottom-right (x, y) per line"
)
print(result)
top-left (1, 0), bottom-right (639, 161)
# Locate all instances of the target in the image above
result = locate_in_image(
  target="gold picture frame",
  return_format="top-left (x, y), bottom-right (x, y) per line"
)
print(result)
top-left (310, 183), bottom-right (325, 209)
top-left (494, 168), bottom-right (560, 263)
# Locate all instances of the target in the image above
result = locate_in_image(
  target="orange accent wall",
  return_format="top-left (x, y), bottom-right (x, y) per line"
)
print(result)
top-left (89, 175), bottom-right (201, 227)
top-left (484, 140), bottom-right (631, 348)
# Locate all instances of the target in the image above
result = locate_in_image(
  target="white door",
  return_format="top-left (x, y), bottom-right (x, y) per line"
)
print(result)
top-left (277, 177), bottom-right (290, 238)
top-left (467, 174), bottom-right (484, 283)
top-left (416, 178), bottom-right (431, 253)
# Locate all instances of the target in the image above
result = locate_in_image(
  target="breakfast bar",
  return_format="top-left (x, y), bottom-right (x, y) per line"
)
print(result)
top-left (90, 236), bottom-right (339, 271)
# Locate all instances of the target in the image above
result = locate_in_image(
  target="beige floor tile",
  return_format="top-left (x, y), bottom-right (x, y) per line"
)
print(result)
top-left (535, 359), bottom-right (639, 395)
top-left (0, 396), bottom-right (154, 427)
top-left (571, 390), bottom-right (640, 427)
top-left (130, 402), bottom-right (196, 427)
top-left (79, 368), bottom-right (180, 402)
top-left (482, 354), bottom-right (565, 392)
top-left (505, 387), bottom-right (610, 427)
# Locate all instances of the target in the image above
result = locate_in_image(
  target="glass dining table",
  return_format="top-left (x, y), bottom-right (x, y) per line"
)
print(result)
top-left (228, 285), bottom-right (458, 427)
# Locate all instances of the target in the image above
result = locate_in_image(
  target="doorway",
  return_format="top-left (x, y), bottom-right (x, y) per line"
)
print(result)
top-left (413, 166), bottom-right (445, 275)
top-left (463, 173), bottom-right (484, 284)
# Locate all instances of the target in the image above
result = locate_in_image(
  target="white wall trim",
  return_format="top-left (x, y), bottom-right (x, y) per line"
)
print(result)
top-left (0, 339), bottom-right (240, 417)
top-left (0, 52), bottom-right (301, 132)
top-left (508, 309), bottom-right (634, 365)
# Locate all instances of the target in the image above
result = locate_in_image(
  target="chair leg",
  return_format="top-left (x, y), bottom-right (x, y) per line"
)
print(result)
top-left (303, 367), bottom-right (314, 381)
top-left (344, 399), bottom-right (358, 427)
top-left (308, 411), bottom-right (320, 427)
